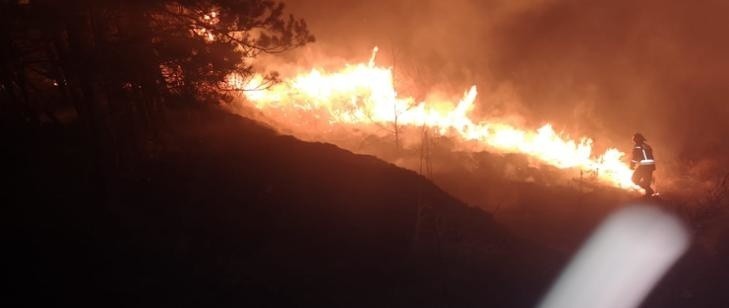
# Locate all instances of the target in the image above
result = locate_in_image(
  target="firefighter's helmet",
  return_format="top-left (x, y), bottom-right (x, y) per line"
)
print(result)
top-left (633, 133), bottom-right (647, 143)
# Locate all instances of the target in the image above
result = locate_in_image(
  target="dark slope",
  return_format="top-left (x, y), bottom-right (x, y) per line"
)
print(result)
top-left (433, 153), bottom-right (729, 307)
top-left (430, 151), bottom-right (729, 307)
top-left (6, 106), bottom-right (560, 307)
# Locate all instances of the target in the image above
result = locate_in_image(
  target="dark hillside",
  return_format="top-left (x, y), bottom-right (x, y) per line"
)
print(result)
top-left (430, 148), bottom-right (729, 307)
top-left (6, 106), bottom-right (560, 307)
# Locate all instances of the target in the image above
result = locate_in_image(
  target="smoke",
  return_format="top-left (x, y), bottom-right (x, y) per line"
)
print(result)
top-left (263, 0), bottom-right (729, 196)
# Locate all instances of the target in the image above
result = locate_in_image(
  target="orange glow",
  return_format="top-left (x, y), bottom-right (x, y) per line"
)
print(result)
top-left (192, 10), bottom-right (219, 42)
top-left (229, 48), bottom-right (640, 191)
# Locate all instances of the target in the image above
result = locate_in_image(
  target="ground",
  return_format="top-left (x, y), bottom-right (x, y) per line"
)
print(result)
top-left (5, 105), bottom-right (728, 307)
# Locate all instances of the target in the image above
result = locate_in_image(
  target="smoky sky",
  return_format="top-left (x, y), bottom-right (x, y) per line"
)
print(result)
top-left (281, 0), bottom-right (729, 180)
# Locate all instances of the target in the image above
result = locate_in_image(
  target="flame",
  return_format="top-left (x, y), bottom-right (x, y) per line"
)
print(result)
top-left (230, 47), bottom-right (640, 191)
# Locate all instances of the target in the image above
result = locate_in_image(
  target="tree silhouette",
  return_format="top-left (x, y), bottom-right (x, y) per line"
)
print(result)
top-left (0, 0), bottom-right (313, 172)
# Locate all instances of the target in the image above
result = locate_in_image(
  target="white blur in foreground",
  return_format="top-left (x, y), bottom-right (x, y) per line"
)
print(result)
top-left (539, 205), bottom-right (690, 308)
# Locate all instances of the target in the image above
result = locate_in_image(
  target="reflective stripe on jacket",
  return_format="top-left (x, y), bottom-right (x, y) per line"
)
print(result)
top-left (632, 143), bottom-right (655, 166)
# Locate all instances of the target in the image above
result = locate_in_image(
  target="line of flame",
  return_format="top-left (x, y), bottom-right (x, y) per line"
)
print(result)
top-left (229, 47), bottom-right (640, 191)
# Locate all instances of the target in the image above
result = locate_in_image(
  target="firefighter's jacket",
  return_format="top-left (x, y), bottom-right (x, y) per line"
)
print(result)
top-left (632, 142), bottom-right (656, 169)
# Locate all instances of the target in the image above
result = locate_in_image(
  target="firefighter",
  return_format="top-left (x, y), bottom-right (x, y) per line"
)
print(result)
top-left (631, 133), bottom-right (656, 196)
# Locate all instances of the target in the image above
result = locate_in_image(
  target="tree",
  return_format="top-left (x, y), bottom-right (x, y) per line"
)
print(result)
top-left (1, 0), bottom-right (313, 121)
top-left (0, 0), bottom-right (314, 189)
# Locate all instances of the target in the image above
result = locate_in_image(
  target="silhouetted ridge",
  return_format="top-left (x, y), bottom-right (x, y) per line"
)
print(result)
top-left (7, 106), bottom-right (558, 308)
